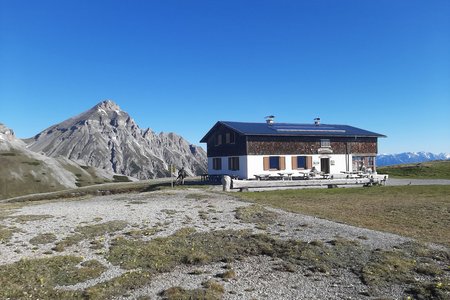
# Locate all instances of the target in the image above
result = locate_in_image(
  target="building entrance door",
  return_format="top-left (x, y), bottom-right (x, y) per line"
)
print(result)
top-left (320, 158), bottom-right (330, 174)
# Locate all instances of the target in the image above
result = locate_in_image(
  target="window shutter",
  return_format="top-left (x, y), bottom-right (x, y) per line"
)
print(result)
top-left (263, 157), bottom-right (270, 171)
top-left (306, 156), bottom-right (313, 169)
top-left (292, 156), bottom-right (298, 169)
top-left (280, 156), bottom-right (286, 170)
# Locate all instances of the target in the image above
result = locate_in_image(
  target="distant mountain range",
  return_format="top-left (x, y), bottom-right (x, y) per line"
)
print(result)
top-left (377, 152), bottom-right (450, 166)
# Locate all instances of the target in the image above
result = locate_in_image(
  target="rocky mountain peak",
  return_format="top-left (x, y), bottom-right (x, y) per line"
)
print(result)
top-left (0, 123), bottom-right (15, 138)
top-left (95, 100), bottom-right (121, 111)
top-left (25, 100), bottom-right (207, 179)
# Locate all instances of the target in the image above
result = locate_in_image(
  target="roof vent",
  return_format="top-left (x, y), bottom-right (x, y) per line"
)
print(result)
top-left (314, 117), bottom-right (321, 125)
top-left (265, 115), bottom-right (275, 125)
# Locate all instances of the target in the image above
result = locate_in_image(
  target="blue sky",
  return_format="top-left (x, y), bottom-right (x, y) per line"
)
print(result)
top-left (1, 0), bottom-right (449, 154)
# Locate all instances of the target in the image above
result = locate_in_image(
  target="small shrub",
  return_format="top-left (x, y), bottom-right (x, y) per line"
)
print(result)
top-left (21, 161), bottom-right (41, 166)
top-left (217, 269), bottom-right (236, 279)
top-left (0, 152), bottom-right (16, 156)
top-left (113, 175), bottom-right (131, 182)
top-left (29, 233), bottom-right (57, 245)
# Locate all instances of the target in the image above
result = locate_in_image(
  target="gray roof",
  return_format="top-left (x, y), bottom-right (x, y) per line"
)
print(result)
top-left (200, 121), bottom-right (386, 142)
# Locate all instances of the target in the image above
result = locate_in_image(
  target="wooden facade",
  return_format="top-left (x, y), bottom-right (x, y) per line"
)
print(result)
top-left (247, 136), bottom-right (378, 156)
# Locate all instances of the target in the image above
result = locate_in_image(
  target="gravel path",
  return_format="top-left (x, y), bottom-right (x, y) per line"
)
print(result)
top-left (0, 188), bottom-right (439, 299)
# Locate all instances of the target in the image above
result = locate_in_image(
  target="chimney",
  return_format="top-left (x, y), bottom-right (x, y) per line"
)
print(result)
top-left (314, 117), bottom-right (321, 125)
top-left (265, 115), bottom-right (275, 125)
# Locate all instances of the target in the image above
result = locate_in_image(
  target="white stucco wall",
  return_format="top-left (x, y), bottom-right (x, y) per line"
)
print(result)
top-left (247, 154), bottom-right (351, 179)
top-left (207, 156), bottom-right (248, 179)
top-left (208, 154), bottom-right (352, 180)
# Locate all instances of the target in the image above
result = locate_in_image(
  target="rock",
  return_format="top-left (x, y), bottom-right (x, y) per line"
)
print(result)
top-left (24, 100), bottom-right (207, 179)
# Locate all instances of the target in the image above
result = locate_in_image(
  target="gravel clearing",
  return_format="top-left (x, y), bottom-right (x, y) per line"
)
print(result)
top-left (0, 187), bottom-right (444, 299)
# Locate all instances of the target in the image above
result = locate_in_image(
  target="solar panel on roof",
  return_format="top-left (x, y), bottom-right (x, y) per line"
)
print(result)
top-left (272, 124), bottom-right (346, 133)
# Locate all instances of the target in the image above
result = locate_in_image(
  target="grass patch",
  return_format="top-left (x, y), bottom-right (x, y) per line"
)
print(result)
top-left (0, 152), bottom-right (16, 156)
top-left (53, 220), bottom-right (128, 251)
top-left (107, 227), bottom-right (361, 274)
top-left (21, 160), bottom-right (41, 166)
top-left (235, 204), bottom-right (279, 229)
top-left (362, 249), bottom-right (416, 286)
top-left (160, 280), bottom-right (224, 300)
top-left (30, 233), bottom-right (57, 245)
top-left (107, 228), bottom-right (449, 297)
top-left (81, 270), bottom-right (152, 299)
top-left (0, 225), bottom-right (20, 243)
top-left (53, 234), bottom-right (85, 252)
top-left (129, 200), bottom-right (146, 204)
top-left (378, 160), bottom-right (450, 179)
top-left (161, 209), bottom-right (177, 215)
top-left (9, 214), bottom-right (54, 223)
top-left (236, 185), bottom-right (450, 247)
top-left (0, 256), bottom-right (106, 299)
top-left (124, 226), bottom-right (162, 239)
top-left (113, 175), bottom-right (132, 182)
top-left (185, 193), bottom-right (210, 200)
top-left (75, 220), bottom-right (128, 237)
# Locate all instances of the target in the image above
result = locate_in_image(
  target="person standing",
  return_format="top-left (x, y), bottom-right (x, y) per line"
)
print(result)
top-left (176, 167), bottom-right (188, 185)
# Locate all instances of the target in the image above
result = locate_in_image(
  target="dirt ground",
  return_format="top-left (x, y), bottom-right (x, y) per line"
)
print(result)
top-left (1, 188), bottom-right (448, 299)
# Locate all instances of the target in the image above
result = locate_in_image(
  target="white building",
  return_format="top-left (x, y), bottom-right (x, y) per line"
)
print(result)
top-left (200, 119), bottom-right (386, 180)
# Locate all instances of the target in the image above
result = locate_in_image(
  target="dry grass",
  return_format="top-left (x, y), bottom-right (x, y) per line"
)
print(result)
top-left (0, 225), bottom-right (20, 243)
top-left (29, 233), bottom-right (57, 245)
top-left (53, 220), bottom-right (128, 252)
top-left (82, 270), bottom-right (152, 299)
top-left (9, 214), bottom-right (54, 223)
top-left (1, 223), bottom-right (448, 299)
top-left (161, 280), bottom-right (224, 300)
top-left (235, 204), bottom-right (279, 229)
top-left (0, 256), bottom-right (106, 299)
top-left (378, 160), bottom-right (450, 179)
top-left (237, 185), bottom-right (450, 247)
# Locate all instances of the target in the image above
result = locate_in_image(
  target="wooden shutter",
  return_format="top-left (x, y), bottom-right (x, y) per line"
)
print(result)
top-left (263, 157), bottom-right (270, 170)
top-left (291, 156), bottom-right (298, 169)
top-left (306, 156), bottom-right (313, 169)
top-left (280, 156), bottom-right (286, 170)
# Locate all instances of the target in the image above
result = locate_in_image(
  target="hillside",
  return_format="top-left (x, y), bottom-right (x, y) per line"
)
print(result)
top-left (377, 160), bottom-right (450, 179)
top-left (0, 123), bottom-right (131, 200)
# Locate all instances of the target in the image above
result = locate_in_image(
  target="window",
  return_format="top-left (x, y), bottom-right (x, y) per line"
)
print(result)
top-left (225, 132), bottom-right (236, 144)
top-left (228, 157), bottom-right (239, 171)
top-left (263, 156), bottom-right (286, 171)
top-left (297, 156), bottom-right (306, 169)
top-left (352, 156), bottom-right (375, 171)
top-left (292, 156), bottom-right (313, 169)
top-left (321, 139), bottom-right (331, 148)
top-left (215, 134), bottom-right (222, 146)
top-left (269, 156), bottom-right (279, 169)
top-left (212, 158), bottom-right (222, 170)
